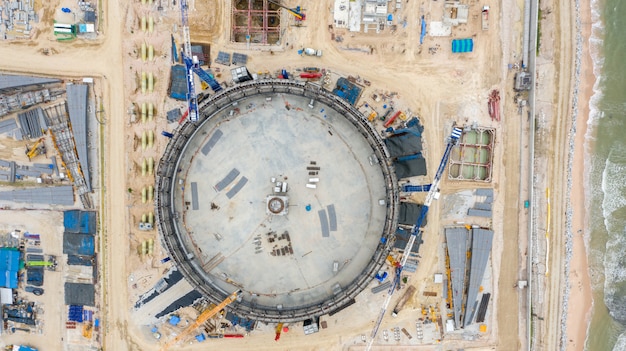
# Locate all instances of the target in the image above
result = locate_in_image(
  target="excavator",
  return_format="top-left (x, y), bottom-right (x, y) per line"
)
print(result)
top-left (268, 0), bottom-right (305, 21)
top-left (160, 289), bottom-right (240, 350)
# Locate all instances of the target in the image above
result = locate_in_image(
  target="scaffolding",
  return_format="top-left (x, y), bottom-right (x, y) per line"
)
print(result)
top-left (231, 0), bottom-right (281, 44)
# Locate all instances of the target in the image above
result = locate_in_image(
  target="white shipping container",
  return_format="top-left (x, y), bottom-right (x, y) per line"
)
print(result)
top-left (306, 184), bottom-right (317, 189)
top-left (308, 178), bottom-right (319, 183)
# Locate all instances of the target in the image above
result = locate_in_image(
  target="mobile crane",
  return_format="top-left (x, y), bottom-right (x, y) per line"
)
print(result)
top-left (25, 138), bottom-right (46, 160)
top-left (177, 0), bottom-right (222, 122)
top-left (366, 126), bottom-right (462, 351)
top-left (160, 289), bottom-right (241, 350)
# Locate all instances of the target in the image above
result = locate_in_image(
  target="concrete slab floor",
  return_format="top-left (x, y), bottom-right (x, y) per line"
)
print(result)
top-left (172, 92), bottom-right (388, 310)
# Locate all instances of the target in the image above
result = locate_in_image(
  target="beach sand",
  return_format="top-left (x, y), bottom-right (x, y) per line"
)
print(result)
top-left (566, 0), bottom-right (594, 349)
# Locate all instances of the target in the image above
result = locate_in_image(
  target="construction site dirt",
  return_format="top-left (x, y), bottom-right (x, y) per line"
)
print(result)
top-left (0, 0), bottom-right (585, 349)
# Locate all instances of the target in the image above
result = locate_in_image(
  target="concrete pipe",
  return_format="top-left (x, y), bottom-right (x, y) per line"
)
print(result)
top-left (141, 158), bottom-right (147, 176)
top-left (141, 42), bottom-right (146, 62)
top-left (141, 213), bottom-right (147, 223)
top-left (148, 44), bottom-right (154, 61)
top-left (141, 131), bottom-right (147, 150)
top-left (147, 157), bottom-right (154, 175)
top-left (148, 102), bottom-right (153, 121)
top-left (141, 16), bottom-right (146, 32)
top-left (148, 238), bottom-right (154, 255)
top-left (141, 72), bottom-right (147, 93)
top-left (148, 130), bottom-right (154, 148)
top-left (141, 186), bottom-right (147, 203)
top-left (148, 185), bottom-right (154, 202)
top-left (148, 16), bottom-right (154, 33)
top-left (148, 72), bottom-right (154, 93)
top-left (148, 212), bottom-right (154, 225)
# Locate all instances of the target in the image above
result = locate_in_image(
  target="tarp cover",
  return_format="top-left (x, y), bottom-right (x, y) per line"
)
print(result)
top-left (63, 232), bottom-right (95, 256)
top-left (63, 210), bottom-right (96, 234)
top-left (65, 282), bottom-right (95, 306)
top-left (452, 38), bottom-right (474, 53)
top-left (385, 133), bottom-right (423, 158)
top-left (394, 156), bottom-right (427, 179)
top-left (398, 203), bottom-right (427, 226)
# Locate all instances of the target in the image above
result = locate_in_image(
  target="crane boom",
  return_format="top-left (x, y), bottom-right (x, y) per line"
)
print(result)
top-left (268, 0), bottom-right (305, 20)
top-left (366, 127), bottom-right (462, 351)
top-left (179, 0), bottom-right (199, 122)
top-left (161, 289), bottom-right (241, 350)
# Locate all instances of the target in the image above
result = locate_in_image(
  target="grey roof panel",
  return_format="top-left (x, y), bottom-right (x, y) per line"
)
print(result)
top-left (327, 204), bottom-right (337, 231)
top-left (463, 229), bottom-right (494, 326)
top-left (467, 208), bottom-right (492, 218)
top-left (0, 74), bottom-right (60, 91)
top-left (0, 118), bottom-right (18, 134)
top-left (201, 129), bottom-right (223, 156)
top-left (475, 188), bottom-right (493, 197)
top-left (473, 202), bottom-right (492, 211)
top-left (190, 182), bottom-right (199, 210)
top-left (318, 209), bottom-right (330, 238)
top-left (215, 168), bottom-right (239, 191)
top-left (0, 186), bottom-right (74, 205)
top-left (445, 227), bottom-right (469, 329)
top-left (66, 84), bottom-right (91, 192)
top-left (226, 176), bottom-right (247, 199)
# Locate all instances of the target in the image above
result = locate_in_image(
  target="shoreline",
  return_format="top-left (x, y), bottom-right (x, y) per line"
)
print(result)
top-left (565, 0), bottom-right (595, 348)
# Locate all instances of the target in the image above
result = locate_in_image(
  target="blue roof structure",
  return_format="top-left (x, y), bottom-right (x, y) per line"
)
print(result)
top-left (64, 210), bottom-right (97, 234)
top-left (169, 315), bottom-right (181, 325)
top-left (170, 65), bottom-right (188, 100)
top-left (17, 346), bottom-right (38, 351)
top-left (452, 38), bottom-right (474, 53)
top-left (0, 248), bottom-right (21, 288)
top-left (332, 78), bottom-right (361, 105)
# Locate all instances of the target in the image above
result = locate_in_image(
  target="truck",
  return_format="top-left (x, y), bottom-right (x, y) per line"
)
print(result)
top-left (303, 48), bottom-right (322, 57)
top-left (481, 6), bottom-right (489, 30)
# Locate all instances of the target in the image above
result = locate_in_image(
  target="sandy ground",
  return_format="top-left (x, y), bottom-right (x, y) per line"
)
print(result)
top-left (0, 0), bottom-right (588, 349)
top-left (0, 211), bottom-right (65, 350)
top-left (565, 0), bottom-right (594, 349)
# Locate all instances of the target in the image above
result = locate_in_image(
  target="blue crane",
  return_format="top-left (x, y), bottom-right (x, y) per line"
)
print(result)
top-left (366, 126), bottom-right (463, 351)
top-left (179, 0), bottom-right (199, 122)
top-left (177, 0), bottom-right (223, 122)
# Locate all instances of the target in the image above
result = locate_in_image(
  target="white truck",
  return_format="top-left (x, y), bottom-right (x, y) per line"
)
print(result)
top-left (481, 6), bottom-right (489, 30)
top-left (303, 47), bottom-right (323, 57)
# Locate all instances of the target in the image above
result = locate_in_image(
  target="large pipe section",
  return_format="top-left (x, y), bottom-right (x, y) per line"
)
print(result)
top-left (141, 72), bottom-right (146, 93)
top-left (148, 72), bottom-right (154, 92)
top-left (148, 44), bottom-right (154, 61)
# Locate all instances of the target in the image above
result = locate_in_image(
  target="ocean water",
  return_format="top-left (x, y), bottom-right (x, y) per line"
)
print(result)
top-left (585, 0), bottom-right (626, 349)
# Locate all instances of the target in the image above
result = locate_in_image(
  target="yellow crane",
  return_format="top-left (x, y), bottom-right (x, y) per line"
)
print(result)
top-left (26, 138), bottom-right (46, 160)
top-left (160, 289), bottom-right (240, 350)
